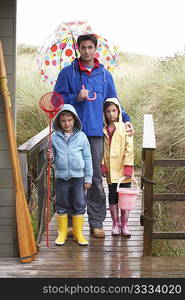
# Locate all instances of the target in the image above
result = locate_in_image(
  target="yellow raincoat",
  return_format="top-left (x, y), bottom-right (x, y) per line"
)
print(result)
top-left (103, 98), bottom-right (134, 184)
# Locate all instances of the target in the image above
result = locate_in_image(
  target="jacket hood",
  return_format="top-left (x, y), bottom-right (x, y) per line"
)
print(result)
top-left (52, 104), bottom-right (82, 131)
top-left (103, 97), bottom-right (122, 125)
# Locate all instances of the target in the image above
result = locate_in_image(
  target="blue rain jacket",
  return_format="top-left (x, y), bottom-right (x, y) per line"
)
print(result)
top-left (51, 104), bottom-right (93, 182)
top-left (54, 59), bottom-right (131, 136)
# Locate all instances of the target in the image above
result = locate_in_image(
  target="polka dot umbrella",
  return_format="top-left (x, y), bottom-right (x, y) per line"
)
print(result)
top-left (36, 20), bottom-right (119, 85)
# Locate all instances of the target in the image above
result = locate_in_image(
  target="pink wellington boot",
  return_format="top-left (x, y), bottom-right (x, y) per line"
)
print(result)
top-left (120, 209), bottom-right (131, 238)
top-left (109, 204), bottom-right (121, 235)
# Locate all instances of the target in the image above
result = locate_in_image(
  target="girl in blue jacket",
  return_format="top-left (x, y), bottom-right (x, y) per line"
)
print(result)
top-left (47, 104), bottom-right (93, 246)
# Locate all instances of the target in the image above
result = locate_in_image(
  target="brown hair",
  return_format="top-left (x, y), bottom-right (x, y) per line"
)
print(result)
top-left (77, 34), bottom-right (98, 48)
top-left (55, 111), bottom-right (75, 131)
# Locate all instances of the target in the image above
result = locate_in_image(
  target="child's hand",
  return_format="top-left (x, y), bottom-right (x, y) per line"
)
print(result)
top-left (101, 165), bottom-right (108, 177)
top-left (47, 149), bottom-right (53, 161)
top-left (84, 182), bottom-right (92, 189)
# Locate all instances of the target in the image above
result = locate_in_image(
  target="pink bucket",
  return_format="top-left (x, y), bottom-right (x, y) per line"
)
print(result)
top-left (117, 177), bottom-right (139, 210)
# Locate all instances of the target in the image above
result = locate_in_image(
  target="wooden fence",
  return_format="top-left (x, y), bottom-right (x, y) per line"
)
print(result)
top-left (141, 114), bottom-right (185, 256)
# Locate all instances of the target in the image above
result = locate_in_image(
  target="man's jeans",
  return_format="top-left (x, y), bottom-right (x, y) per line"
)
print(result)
top-left (86, 136), bottom-right (106, 229)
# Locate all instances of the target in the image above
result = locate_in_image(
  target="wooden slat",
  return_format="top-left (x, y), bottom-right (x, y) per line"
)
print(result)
top-left (143, 150), bottom-right (154, 256)
top-left (0, 151), bottom-right (12, 168)
top-left (0, 7), bottom-right (15, 18)
top-left (0, 19), bottom-right (13, 36)
top-left (0, 170), bottom-right (13, 187)
top-left (153, 232), bottom-right (185, 239)
top-left (0, 188), bottom-right (13, 205)
top-left (154, 193), bottom-right (185, 201)
top-left (0, 132), bottom-right (9, 150)
top-left (153, 158), bottom-right (185, 167)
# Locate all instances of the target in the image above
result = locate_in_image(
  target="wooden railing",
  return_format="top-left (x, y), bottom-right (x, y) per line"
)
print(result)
top-left (141, 114), bottom-right (185, 256)
top-left (18, 127), bottom-right (50, 245)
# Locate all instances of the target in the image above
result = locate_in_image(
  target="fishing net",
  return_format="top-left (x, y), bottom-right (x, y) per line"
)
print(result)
top-left (39, 92), bottom-right (64, 247)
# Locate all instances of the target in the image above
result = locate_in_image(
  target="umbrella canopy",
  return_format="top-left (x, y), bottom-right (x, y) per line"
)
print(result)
top-left (36, 20), bottom-right (119, 85)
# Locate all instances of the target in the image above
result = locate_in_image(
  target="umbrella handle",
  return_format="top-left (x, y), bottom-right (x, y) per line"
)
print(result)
top-left (82, 84), bottom-right (97, 101)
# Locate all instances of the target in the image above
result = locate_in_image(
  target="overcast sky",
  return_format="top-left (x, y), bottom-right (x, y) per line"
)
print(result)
top-left (17, 0), bottom-right (185, 57)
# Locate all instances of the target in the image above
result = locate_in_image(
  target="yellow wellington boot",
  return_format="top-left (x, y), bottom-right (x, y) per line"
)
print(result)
top-left (55, 214), bottom-right (68, 246)
top-left (72, 215), bottom-right (88, 246)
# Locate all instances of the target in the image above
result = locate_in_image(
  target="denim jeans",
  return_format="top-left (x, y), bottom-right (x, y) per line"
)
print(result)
top-left (86, 137), bottom-right (106, 229)
top-left (55, 177), bottom-right (86, 215)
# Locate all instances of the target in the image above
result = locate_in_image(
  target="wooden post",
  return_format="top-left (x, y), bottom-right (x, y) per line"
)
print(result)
top-left (37, 149), bottom-right (45, 228)
top-left (143, 149), bottom-right (154, 256)
top-left (142, 114), bottom-right (156, 256)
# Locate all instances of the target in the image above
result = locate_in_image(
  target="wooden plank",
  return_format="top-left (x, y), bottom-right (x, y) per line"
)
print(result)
top-left (0, 218), bottom-right (13, 226)
top-left (0, 151), bottom-right (12, 168)
top-left (0, 230), bottom-right (13, 243)
top-left (38, 149), bottom-right (46, 227)
top-left (4, 55), bottom-right (14, 74)
top-left (0, 0), bottom-right (15, 6)
top-left (153, 158), bottom-right (185, 167)
top-left (6, 176), bottom-right (185, 278)
top-left (0, 207), bottom-right (14, 218)
top-left (0, 37), bottom-right (14, 55)
top-left (0, 132), bottom-right (9, 150)
top-left (152, 232), bottom-right (185, 239)
top-left (0, 244), bottom-right (14, 256)
top-left (0, 7), bottom-right (15, 17)
top-left (154, 193), bottom-right (185, 201)
top-left (0, 170), bottom-right (13, 187)
top-left (0, 19), bottom-right (13, 36)
top-left (18, 127), bottom-right (49, 153)
top-left (0, 113), bottom-right (7, 129)
top-left (142, 114), bottom-right (156, 150)
top-left (142, 150), bottom-right (154, 256)
top-left (0, 188), bottom-right (14, 205)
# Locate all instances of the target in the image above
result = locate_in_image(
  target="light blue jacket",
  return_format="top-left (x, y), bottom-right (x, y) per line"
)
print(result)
top-left (51, 104), bottom-right (93, 183)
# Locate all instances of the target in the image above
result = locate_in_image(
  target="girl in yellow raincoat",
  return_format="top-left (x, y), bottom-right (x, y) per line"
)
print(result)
top-left (101, 98), bottom-right (134, 237)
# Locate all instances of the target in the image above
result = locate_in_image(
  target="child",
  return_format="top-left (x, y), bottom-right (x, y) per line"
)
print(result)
top-left (47, 104), bottom-right (93, 246)
top-left (101, 98), bottom-right (134, 237)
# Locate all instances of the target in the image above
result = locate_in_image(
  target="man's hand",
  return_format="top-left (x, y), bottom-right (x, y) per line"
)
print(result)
top-left (125, 121), bottom-right (134, 136)
top-left (77, 87), bottom-right (89, 101)
top-left (84, 182), bottom-right (92, 189)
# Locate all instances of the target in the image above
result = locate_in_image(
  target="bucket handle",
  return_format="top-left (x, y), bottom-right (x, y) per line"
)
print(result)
top-left (116, 176), bottom-right (139, 193)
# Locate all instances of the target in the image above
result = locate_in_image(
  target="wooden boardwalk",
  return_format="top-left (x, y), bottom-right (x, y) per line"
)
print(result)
top-left (1, 178), bottom-right (185, 278)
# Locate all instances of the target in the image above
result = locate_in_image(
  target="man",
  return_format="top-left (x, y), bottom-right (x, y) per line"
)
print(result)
top-left (54, 34), bottom-right (134, 238)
